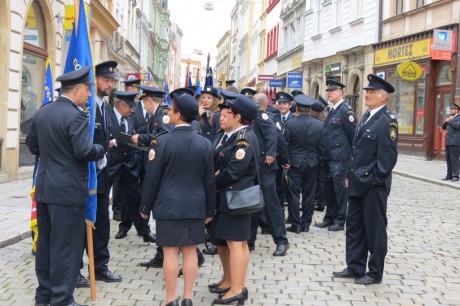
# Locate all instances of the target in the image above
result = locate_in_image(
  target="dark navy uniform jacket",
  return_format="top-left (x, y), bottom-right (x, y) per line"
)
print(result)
top-left (267, 104), bottom-right (280, 116)
top-left (283, 114), bottom-right (323, 168)
top-left (137, 104), bottom-right (173, 148)
top-left (26, 97), bottom-right (104, 207)
top-left (215, 127), bottom-right (260, 213)
top-left (140, 126), bottom-right (216, 219)
top-left (94, 99), bottom-right (111, 194)
top-left (133, 101), bottom-right (150, 135)
top-left (348, 106), bottom-right (398, 197)
top-left (107, 108), bottom-right (142, 178)
top-left (200, 111), bottom-right (221, 140)
top-left (320, 101), bottom-right (356, 161)
top-left (253, 111), bottom-right (279, 173)
top-left (443, 114), bottom-right (460, 145)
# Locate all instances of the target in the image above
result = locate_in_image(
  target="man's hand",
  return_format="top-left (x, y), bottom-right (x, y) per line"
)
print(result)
top-left (283, 163), bottom-right (291, 169)
top-left (131, 134), bottom-right (139, 144)
top-left (265, 156), bottom-right (275, 165)
top-left (205, 217), bottom-right (213, 224)
top-left (140, 212), bottom-right (149, 220)
top-left (109, 139), bottom-right (117, 148)
top-left (215, 170), bottom-right (220, 176)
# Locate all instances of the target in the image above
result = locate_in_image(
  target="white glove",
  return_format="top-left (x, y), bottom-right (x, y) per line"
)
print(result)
top-left (97, 155), bottom-right (107, 169)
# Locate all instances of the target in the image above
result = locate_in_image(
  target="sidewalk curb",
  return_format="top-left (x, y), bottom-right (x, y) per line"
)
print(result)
top-left (0, 231), bottom-right (31, 249)
top-left (394, 170), bottom-right (459, 190)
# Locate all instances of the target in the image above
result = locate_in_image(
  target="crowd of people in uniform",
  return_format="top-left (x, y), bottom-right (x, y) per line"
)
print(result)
top-left (27, 59), bottom-right (401, 306)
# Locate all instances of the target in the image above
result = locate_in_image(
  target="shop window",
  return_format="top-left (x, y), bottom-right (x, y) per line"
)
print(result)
top-left (20, 0), bottom-right (47, 166)
top-left (436, 65), bottom-right (452, 86)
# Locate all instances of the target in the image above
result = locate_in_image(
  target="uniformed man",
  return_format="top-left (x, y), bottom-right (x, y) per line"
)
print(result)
top-left (311, 95), bottom-right (328, 121)
top-left (441, 103), bottom-right (460, 181)
top-left (290, 90), bottom-right (303, 115)
top-left (273, 92), bottom-right (294, 217)
top-left (333, 74), bottom-right (398, 285)
top-left (108, 91), bottom-right (156, 243)
top-left (26, 67), bottom-right (105, 306)
top-left (283, 94), bottom-right (323, 233)
top-left (225, 80), bottom-right (238, 93)
top-left (315, 79), bottom-right (356, 231)
top-left (77, 61), bottom-right (122, 287)
top-left (249, 92), bottom-right (290, 256)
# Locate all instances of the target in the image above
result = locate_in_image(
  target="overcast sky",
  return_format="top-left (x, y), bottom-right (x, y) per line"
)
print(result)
top-left (168, 0), bottom-right (236, 58)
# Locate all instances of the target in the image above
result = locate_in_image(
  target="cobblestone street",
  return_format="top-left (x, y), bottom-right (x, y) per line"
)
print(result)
top-left (0, 174), bottom-right (459, 306)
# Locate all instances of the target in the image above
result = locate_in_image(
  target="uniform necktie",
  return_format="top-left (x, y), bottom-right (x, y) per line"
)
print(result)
top-left (282, 115), bottom-right (286, 123)
top-left (120, 117), bottom-right (127, 133)
top-left (145, 112), bottom-right (150, 122)
top-left (357, 111), bottom-right (370, 135)
top-left (222, 134), bottom-right (228, 144)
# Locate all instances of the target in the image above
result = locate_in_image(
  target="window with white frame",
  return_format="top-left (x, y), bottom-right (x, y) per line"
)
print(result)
top-left (332, 0), bottom-right (341, 28)
top-left (352, 0), bottom-right (363, 20)
top-left (314, 1), bottom-right (321, 35)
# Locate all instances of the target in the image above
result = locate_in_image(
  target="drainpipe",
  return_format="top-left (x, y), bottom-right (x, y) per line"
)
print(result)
top-left (456, 22), bottom-right (460, 105)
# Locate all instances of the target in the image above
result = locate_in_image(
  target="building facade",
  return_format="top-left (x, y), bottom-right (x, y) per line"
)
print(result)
top-left (215, 30), bottom-right (231, 87)
top-left (168, 23), bottom-right (183, 90)
top-left (376, 0), bottom-right (460, 159)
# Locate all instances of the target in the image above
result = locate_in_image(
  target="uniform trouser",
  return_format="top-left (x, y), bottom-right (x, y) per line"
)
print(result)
top-left (286, 161), bottom-right (318, 230)
top-left (445, 145), bottom-right (460, 178)
top-left (250, 170), bottom-right (289, 247)
top-left (80, 193), bottom-right (110, 274)
top-left (346, 186), bottom-right (388, 280)
top-left (314, 161), bottom-right (327, 206)
top-left (35, 203), bottom-right (85, 306)
top-left (114, 167), bottom-right (150, 236)
top-left (111, 180), bottom-right (122, 215)
top-left (323, 160), bottom-right (349, 225)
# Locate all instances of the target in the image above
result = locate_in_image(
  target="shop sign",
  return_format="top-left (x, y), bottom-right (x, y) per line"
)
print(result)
top-left (433, 29), bottom-right (453, 51)
top-left (269, 79), bottom-right (284, 87)
top-left (325, 62), bottom-right (341, 76)
top-left (287, 72), bottom-right (303, 89)
top-left (258, 74), bottom-right (275, 81)
top-left (431, 32), bottom-right (457, 61)
top-left (64, 5), bottom-right (90, 30)
top-left (374, 39), bottom-right (431, 66)
top-left (397, 61), bottom-right (423, 81)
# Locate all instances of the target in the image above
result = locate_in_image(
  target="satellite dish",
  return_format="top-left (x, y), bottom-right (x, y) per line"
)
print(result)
top-left (204, 2), bottom-right (214, 11)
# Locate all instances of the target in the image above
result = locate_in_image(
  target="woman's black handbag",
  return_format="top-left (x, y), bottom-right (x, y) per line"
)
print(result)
top-left (226, 184), bottom-right (264, 215)
top-left (226, 146), bottom-right (264, 215)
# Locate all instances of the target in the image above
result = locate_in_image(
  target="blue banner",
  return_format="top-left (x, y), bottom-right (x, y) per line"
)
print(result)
top-left (64, 0), bottom-right (97, 225)
top-left (269, 79), bottom-right (284, 88)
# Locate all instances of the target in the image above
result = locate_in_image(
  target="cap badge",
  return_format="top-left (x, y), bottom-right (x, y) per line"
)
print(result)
top-left (109, 67), bottom-right (113, 72)
top-left (235, 148), bottom-right (246, 160)
top-left (207, 88), bottom-right (211, 91)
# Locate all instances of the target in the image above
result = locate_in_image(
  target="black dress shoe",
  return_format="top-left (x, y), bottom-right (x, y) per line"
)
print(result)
top-left (181, 299), bottom-right (193, 306)
top-left (113, 213), bottom-right (122, 221)
top-left (273, 243), bottom-right (290, 256)
top-left (95, 270), bottom-right (122, 283)
top-left (219, 287), bottom-right (248, 301)
top-left (210, 286), bottom-right (230, 294)
top-left (203, 244), bottom-right (218, 255)
top-left (328, 224), bottom-right (344, 231)
top-left (143, 232), bottom-right (156, 243)
top-left (212, 291), bottom-right (245, 305)
top-left (354, 275), bottom-right (382, 285)
top-left (332, 268), bottom-right (360, 278)
top-left (115, 230), bottom-right (127, 239)
top-left (198, 252), bottom-right (206, 267)
top-left (248, 245), bottom-right (255, 252)
top-left (315, 221), bottom-right (332, 228)
top-left (76, 273), bottom-right (90, 288)
top-left (452, 177), bottom-right (459, 182)
top-left (441, 176), bottom-right (453, 181)
top-left (66, 302), bottom-right (88, 306)
top-left (165, 301), bottom-right (179, 306)
top-left (301, 226), bottom-right (309, 232)
top-left (139, 257), bottom-right (162, 268)
top-left (286, 225), bottom-right (301, 234)
top-left (208, 281), bottom-right (223, 289)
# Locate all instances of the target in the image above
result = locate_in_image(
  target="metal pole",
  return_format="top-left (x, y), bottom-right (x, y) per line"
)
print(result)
top-left (455, 23), bottom-right (460, 105)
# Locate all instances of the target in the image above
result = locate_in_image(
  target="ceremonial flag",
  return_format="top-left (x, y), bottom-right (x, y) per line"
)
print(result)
top-left (205, 67), bottom-right (214, 87)
top-left (163, 79), bottom-right (171, 106)
top-left (196, 80), bottom-right (202, 95)
top-left (64, 0), bottom-right (97, 226)
top-left (30, 58), bottom-right (54, 253)
top-left (221, 72), bottom-right (226, 89)
top-left (187, 71), bottom-right (193, 88)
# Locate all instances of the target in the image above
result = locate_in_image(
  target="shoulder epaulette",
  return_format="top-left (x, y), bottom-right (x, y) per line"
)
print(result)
top-left (237, 128), bottom-right (247, 140)
top-left (161, 108), bottom-right (170, 115)
top-left (385, 110), bottom-right (398, 121)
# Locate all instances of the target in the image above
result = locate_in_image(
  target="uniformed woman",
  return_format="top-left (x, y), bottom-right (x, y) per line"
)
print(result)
top-left (199, 85), bottom-right (221, 140)
top-left (210, 95), bottom-right (259, 305)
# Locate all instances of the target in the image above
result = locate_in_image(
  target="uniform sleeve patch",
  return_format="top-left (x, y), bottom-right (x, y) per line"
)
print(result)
top-left (148, 149), bottom-right (156, 160)
top-left (235, 148), bottom-right (246, 160)
top-left (349, 115), bottom-right (355, 122)
top-left (389, 127), bottom-right (397, 141)
top-left (262, 113), bottom-right (269, 120)
top-left (162, 115), bottom-right (170, 124)
top-left (390, 122), bottom-right (398, 128)
top-left (150, 139), bottom-right (158, 145)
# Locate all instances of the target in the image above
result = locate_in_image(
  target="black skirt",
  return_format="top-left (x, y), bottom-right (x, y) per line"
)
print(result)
top-left (212, 212), bottom-right (251, 243)
top-left (156, 219), bottom-right (206, 247)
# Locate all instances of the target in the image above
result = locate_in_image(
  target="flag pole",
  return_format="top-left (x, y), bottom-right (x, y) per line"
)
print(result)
top-left (75, 0), bottom-right (96, 300)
